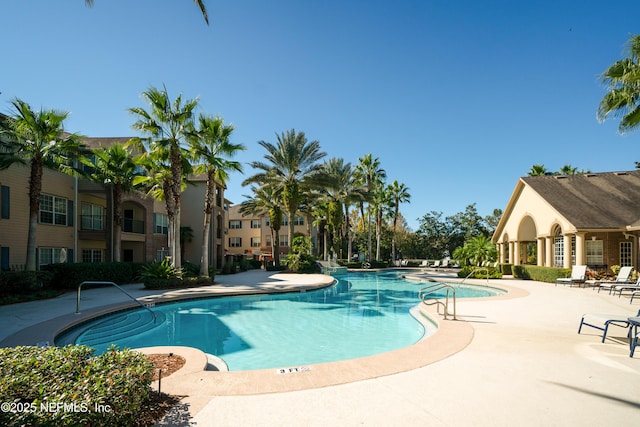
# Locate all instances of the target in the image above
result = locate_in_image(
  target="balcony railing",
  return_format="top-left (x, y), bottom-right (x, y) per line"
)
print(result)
top-left (123, 218), bottom-right (145, 234)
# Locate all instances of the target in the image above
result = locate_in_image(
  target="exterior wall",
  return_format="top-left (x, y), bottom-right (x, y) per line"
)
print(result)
top-left (0, 165), bottom-right (76, 269)
top-left (494, 180), bottom-right (639, 271)
top-left (180, 180), bottom-right (226, 269)
top-left (226, 205), bottom-right (313, 259)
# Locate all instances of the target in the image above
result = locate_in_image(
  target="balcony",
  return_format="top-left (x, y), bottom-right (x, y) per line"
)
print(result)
top-left (123, 218), bottom-right (145, 234)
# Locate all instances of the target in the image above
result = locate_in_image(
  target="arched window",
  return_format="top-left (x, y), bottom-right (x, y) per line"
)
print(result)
top-left (553, 227), bottom-right (563, 267)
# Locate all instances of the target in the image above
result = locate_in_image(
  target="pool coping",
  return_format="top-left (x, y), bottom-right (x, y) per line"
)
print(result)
top-left (0, 270), bottom-right (528, 416)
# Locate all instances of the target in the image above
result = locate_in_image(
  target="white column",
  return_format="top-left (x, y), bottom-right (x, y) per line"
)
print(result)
top-left (575, 233), bottom-right (585, 266)
top-left (563, 234), bottom-right (572, 268)
top-left (537, 238), bottom-right (544, 266)
top-left (546, 236), bottom-right (553, 267)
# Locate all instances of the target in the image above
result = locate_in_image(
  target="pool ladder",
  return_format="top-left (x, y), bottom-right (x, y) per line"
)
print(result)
top-left (76, 281), bottom-right (157, 323)
top-left (418, 281), bottom-right (457, 320)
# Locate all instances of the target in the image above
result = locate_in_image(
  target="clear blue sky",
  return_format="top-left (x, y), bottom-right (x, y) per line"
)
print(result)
top-left (2, 0), bottom-right (639, 230)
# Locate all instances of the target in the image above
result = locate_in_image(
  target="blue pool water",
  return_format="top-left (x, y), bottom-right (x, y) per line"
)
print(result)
top-left (56, 271), bottom-right (498, 371)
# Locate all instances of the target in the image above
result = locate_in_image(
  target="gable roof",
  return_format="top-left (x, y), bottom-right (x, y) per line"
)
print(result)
top-left (522, 170), bottom-right (640, 229)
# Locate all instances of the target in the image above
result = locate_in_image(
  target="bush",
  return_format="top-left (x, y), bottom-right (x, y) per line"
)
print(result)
top-left (512, 265), bottom-right (569, 282)
top-left (42, 262), bottom-right (145, 290)
top-left (220, 261), bottom-right (237, 274)
top-left (498, 263), bottom-right (513, 275)
top-left (457, 266), bottom-right (503, 279)
top-left (0, 271), bottom-right (50, 295)
top-left (0, 345), bottom-right (153, 426)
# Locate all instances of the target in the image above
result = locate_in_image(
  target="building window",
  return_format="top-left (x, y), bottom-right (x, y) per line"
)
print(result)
top-left (585, 240), bottom-right (603, 265)
top-left (229, 237), bottom-right (242, 247)
top-left (156, 248), bottom-right (169, 262)
top-left (40, 194), bottom-right (68, 225)
top-left (251, 237), bottom-right (261, 247)
top-left (265, 216), bottom-right (270, 227)
top-left (553, 229), bottom-right (563, 268)
top-left (1, 247), bottom-right (9, 271)
top-left (229, 220), bottom-right (242, 229)
top-left (620, 241), bottom-right (633, 267)
top-left (266, 236), bottom-right (272, 247)
top-left (293, 216), bottom-right (304, 226)
top-left (251, 219), bottom-right (261, 229)
top-left (1, 185), bottom-right (10, 219)
top-left (81, 203), bottom-right (104, 230)
top-left (82, 249), bottom-right (103, 263)
top-left (38, 247), bottom-right (66, 268)
top-left (154, 213), bottom-right (168, 234)
top-left (279, 235), bottom-right (288, 247)
top-left (281, 216), bottom-right (289, 226)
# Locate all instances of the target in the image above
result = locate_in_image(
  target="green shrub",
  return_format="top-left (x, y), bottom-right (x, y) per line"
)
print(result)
top-left (265, 265), bottom-right (287, 272)
top-left (42, 262), bottom-right (145, 290)
top-left (0, 345), bottom-right (153, 426)
top-left (0, 271), bottom-right (48, 295)
top-left (457, 266), bottom-right (503, 279)
top-left (220, 261), bottom-right (237, 274)
top-left (512, 265), bottom-right (569, 282)
top-left (181, 261), bottom-right (200, 278)
top-left (498, 263), bottom-right (513, 275)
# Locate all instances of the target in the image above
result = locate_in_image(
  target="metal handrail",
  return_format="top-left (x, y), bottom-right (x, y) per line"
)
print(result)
top-left (419, 281), bottom-right (457, 320)
top-left (76, 281), bottom-right (156, 323)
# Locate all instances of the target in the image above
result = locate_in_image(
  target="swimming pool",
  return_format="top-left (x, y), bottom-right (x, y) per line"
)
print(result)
top-left (56, 271), bottom-right (499, 371)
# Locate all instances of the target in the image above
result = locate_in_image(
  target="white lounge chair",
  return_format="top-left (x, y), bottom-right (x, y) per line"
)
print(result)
top-left (556, 265), bottom-right (587, 287)
top-left (419, 260), bottom-right (429, 268)
top-left (585, 266), bottom-right (633, 292)
top-left (613, 278), bottom-right (640, 297)
top-left (578, 309), bottom-right (640, 342)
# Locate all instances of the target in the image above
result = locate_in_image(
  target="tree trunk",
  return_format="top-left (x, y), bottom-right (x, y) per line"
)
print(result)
top-left (200, 171), bottom-right (215, 277)
top-left (25, 158), bottom-right (43, 271)
top-left (112, 183), bottom-right (123, 262)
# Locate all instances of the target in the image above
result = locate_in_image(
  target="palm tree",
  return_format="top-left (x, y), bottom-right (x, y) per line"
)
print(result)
top-left (558, 164), bottom-right (578, 175)
top-left (353, 154), bottom-right (386, 262)
top-left (243, 129), bottom-right (326, 253)
top-left (84, 0), bottom-right (209, 25)
top-left (82, 143), bottom-right (140, 262)
top-left (597, 34), bottom-right (640, 134)
top-left (320, 158), bottom-right (351, 258)
top-left (240, 185), bottom-right (283, 267)
top-left (190, 114), bottom-right (245, 277)
top-left (528, 164), bottom-right (549, 176)
top-left (372, 184), bottom-right (392, 261)
top-left (388, 180), bottom-right (411, 264)
top-left (129, 86), bottom-right (198, 268)
top-left (0, 98), bottom-right (85, 271)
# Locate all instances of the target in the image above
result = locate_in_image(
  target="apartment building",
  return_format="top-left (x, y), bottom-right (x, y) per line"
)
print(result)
top-left (0, 136), bottom-right (227, 271)
top-left (225, 204), bottom-right (316, 260)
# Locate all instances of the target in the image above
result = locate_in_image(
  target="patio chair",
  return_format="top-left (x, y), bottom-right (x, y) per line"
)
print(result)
top-left (555, 265), bottom-right (587, 287)
top-left (586, 266), bottom-right (634, 293)
top-left (578, 309), bottom-right (640, 343)
top-left (613, 278), bottom-right (640, 298)
top-left (430, 260), bottom-right (441, 268)
top-left (419, 260), bottom-right (429, 268)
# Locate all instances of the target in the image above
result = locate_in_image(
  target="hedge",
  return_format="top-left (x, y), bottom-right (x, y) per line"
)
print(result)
top-left (42, 262), bottom-right (146, 290)
top-left (512, 265), bottom-right (570, 282)
top-left (0, 345), bottom-right (153, 426)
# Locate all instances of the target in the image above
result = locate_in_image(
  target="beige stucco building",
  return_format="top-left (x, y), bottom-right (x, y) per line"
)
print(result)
top-left (0, 136), bottom-right (227, 271)
top-left (225, 204), bottom-right (316, 260)
top-left (492, 170), bottom-right (640, 272)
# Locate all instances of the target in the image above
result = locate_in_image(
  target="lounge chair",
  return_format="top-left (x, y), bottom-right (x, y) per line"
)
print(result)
top-left (419, 260), bottom-right (429, 268)
top-left (613, 278), bottom-right (640, 297)
top-left (631, 291), bottom-right (640, 304)
top-left (578, 309), bottom-right (640, 342)
top-left (555, 265), bottom-right (587, 287)
top-left (430, 260), bottom-right (441, 268)
top-left (440, 259), bottom-right (449, 268)
top-left (585, 266), bottom-right (633, 292)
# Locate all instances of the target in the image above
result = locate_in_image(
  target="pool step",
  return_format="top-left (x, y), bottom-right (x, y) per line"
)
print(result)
top-left (78, 310), bottom-right (166, 347)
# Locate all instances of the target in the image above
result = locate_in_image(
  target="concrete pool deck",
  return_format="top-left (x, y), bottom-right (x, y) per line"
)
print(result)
top-left (2, 269), bottom-right (640, 426)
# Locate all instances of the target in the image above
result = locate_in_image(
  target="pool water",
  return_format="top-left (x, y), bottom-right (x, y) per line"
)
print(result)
top-left (56, 271), bottom-right (497, 371)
